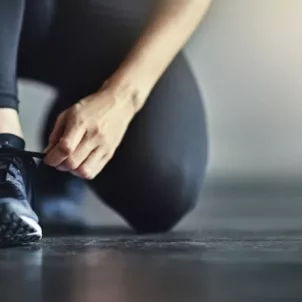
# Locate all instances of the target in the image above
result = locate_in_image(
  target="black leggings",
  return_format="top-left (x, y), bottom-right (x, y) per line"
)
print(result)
top-left (0, 0), bottom-right (208, 233)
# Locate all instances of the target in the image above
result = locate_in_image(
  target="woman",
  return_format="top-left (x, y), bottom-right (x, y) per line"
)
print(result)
top-left (0, 0), bottom-right (210, 245)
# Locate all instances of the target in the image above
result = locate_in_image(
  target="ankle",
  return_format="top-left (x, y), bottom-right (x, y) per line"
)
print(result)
top-left (0, 108), bottom-right (24, 138)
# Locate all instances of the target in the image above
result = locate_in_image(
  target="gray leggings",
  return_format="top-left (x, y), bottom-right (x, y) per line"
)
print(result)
top-left (0, 0), bottom-right (208, 233)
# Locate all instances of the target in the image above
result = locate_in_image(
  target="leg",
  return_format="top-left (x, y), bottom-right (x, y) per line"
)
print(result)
top-left (0, 0), bottom-right (57, 245)
top-left (37, 0), bottom-right (153, 224)
top-left (40, 0), bottom-right (207, 232)
top-left (0, 0), bottom-right (25, 136)
top-left (89, 54), bottom-right (208, 233)
top-left (0, 0), bottom-right (57, 136)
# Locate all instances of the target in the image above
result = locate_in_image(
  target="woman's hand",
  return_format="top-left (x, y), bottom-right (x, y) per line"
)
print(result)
top-left (43, 86), bottom-right (136, 179)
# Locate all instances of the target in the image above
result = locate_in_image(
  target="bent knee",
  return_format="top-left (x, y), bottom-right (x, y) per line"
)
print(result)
top-left (126, 184), bottom-right (200, 234)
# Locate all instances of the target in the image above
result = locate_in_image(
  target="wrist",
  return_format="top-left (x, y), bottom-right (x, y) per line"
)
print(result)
top-left (102, 71), bottom-right (150, 114)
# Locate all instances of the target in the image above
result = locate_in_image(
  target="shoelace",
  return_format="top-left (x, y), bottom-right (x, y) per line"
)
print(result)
top-left (0, 149), bottom-right (45, 179)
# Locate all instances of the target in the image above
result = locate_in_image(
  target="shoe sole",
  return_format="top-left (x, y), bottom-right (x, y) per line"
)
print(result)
top-left (0, 203), bottom-right (42, 247)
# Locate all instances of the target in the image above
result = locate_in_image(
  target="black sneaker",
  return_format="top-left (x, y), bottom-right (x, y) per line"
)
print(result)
top-left (36, 162), bottom-right (86, 230)
top-left (0, 139), bottom-right (43, 246)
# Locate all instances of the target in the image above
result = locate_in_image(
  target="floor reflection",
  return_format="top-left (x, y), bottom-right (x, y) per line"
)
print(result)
top-left (41, 240), bottom-right (207, 302)
top-left (1, 234), bottom-right (302, 302)
top-left (0, 246), bottom-right (43, 302)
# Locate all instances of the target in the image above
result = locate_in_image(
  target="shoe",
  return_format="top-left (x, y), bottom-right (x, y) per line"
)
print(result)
top-left (35, 163), bottom-right (86, 232)
top-left (0, 136), bottom-right (43, 246)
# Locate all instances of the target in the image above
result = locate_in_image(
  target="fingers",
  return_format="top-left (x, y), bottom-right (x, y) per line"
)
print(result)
top-left (44, 112), bottom-right (66, 153)
top-left (71, 147), bottom-right (109, 180)
top-left (42, 95), bottom-right (125, 179)
top-left (57, 132), bottom-right (99, 172)
top-left (44, 111), bottom-right (86, 167)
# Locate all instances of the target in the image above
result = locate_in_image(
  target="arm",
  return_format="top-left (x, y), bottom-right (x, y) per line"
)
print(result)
top-left (107, 0), bottom-right (212, 112)
top-left (44, 0), bottom-right (212, 179)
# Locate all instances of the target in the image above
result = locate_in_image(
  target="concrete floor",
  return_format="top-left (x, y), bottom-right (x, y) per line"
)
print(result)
top-left (1, 184), bottom-right (302, 302)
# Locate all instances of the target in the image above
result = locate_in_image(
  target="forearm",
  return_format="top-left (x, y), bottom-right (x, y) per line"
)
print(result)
top-left (106, 0), bottom-right (212, 112)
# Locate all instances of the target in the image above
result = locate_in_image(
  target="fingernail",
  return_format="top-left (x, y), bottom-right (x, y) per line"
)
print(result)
top-left (57, 165), bottom-right (68, 172)
top-left (71, 171), bottom-right (81, 178)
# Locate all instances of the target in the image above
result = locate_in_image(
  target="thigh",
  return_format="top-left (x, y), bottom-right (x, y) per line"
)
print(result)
top-left (40, 1), bottom-right (208, 233)
top-left (18, 0), bottom-right (57, 82)
top-left (89, 53), bottom-right (208, 233)
top-left (20, 0), bottom-right (153, 91)
top-left (41, 0), bottom-right (158, 139)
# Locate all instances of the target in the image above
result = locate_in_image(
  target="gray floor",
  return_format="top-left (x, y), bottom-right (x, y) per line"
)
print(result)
top-left (1, 184), bottom-right (302, 302)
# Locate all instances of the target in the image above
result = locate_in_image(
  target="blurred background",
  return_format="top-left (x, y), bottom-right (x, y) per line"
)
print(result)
top-left (19, 0), bottom-right (302, 231)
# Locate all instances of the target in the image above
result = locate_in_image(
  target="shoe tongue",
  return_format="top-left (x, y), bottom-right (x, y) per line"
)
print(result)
top-left (0, 158), bottom-right (25, 199)
top-left (0, 155), bottom-right (14, 184)
top-left (0, 168), bottom-right (10, 185)
top-left (0, 135), bottom-right (26, 183)
top-left (0, 163), bottom-right (9, 183)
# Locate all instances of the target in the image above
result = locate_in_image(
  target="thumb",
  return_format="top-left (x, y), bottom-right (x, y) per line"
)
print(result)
top-left (44, 112), bottom-right (67, 153)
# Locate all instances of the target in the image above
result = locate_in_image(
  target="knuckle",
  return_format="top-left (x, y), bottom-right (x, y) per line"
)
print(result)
top-left (69, 105), bottom-right (85, 125)
top-left (90, 128), bottom-right (102, 138)
top-left (68, 109), bottom-right (77, 120)
top-left (104, 146), bottom-right (113, 158)
top-left (71, 103), bottom-right (81, 114)
top-left (57, 112), bottom-right (64, 121)
top-left (73, 103), bottom-right (82, 111)
top-left (65, 158), bottom-right (78, 170)
top-left (103, 150), bottom-right (113, 160)
top-left (76, 115), bottom-right (86, 127)
top-left (105, 153), bottom-right (114, 165)
top-left (59, 139), bottom-right (73, 155)
top-left (108, 152), bottom-right (114, 160)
